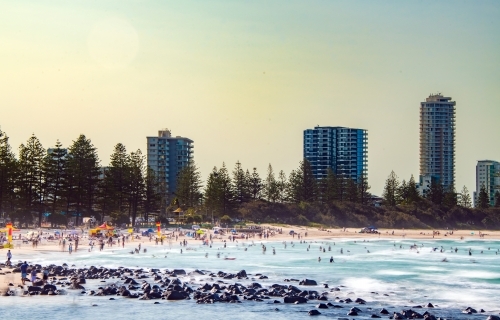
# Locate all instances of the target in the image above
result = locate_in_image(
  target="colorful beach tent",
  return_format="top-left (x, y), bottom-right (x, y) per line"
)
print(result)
top-left (97, 223), bottom-right (114, 230)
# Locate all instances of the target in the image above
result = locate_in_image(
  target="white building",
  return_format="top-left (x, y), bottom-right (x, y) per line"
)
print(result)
top-left (473, 160), bottom-right (500, 207)
top-left (419, 94), bottom-right (456, 191)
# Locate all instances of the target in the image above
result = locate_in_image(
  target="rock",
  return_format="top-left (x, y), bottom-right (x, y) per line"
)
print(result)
top-left (299, 279), bottom-right (318, 286)
top-left (237, 270), bottom-right (247, 277)
top-left (171, 269), bottom-right (186, 276)
top-left (463, 307), bottom-right (477, 314)
top-left (371, 315), bottom-right (381, 318)
top-left (309, 310), bottom-right (321, 316)
top-left (189, 269), bottom-right (205, 276)
top-left (316, 303), bottom-right (329, 309)
top-left (348, 310), bottom-right (358, 316)
top-left (284, 296), bottom-right (308, 304)
top-left (486, 316), bottom-right (500, 320)
top-left (380, 309), bottom-right (390, 315)
top-left (355, 298), bottom-right (366, 304)
top-left (393, 312), bottom-right (405, 320)
top-left (164, 291), bottom-right (189, 300)
top-left (43, 284), bottom-right (57, 291)
top-left (426, 303), bottom-right (434, 308)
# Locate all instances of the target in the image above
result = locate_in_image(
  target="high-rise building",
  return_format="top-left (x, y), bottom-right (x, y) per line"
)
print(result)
top-left (303, 126), bottom-right (368, 181)
top-left (419, 94), bottom-right (456, 193)
top-left (147, 129), bottom-right (193, 200)
top-left (473, 160), bottom-right (500, 207)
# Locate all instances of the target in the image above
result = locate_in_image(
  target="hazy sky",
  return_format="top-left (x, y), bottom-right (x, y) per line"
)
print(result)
top-left (1, 1), bottom-right (499, 195)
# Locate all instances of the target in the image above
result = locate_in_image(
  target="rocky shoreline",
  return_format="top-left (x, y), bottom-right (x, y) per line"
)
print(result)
top-left (1, 262), bottom-right (499, 319)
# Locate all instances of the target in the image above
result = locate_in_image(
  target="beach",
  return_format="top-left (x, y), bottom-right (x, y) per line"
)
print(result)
top-left (1, 226), bottom-right (500, 319)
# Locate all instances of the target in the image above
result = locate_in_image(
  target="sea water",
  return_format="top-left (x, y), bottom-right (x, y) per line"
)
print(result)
top-left (2, 237), bottom-right (500, 319)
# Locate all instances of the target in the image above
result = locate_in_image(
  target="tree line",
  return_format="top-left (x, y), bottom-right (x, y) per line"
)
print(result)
top-left (176, 159), bottom-right (370, 221)
top-left (0, 129), bottom-right (163, 227)
top-left (2, 128), bottom-right (499, 228)
top-left (382, 170), bottom-right (499, 209)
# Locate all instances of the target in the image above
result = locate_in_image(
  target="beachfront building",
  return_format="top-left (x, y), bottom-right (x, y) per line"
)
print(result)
top-left (303, 126), bottom-right (368, 181)
top-left (418, 94), bottom-right (456, 195)
top-left (146, 129), bottom-right (193, 201)
top-left (473, 160), bottom-right (500, 207)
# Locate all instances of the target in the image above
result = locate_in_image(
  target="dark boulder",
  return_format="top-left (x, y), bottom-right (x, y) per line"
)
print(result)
top-left (316, 303), bottom-right (328, 309)
top-left (309, 310), bottom-right (321, 316)
top-left (164, 291), bottom-right (189, 300)
top-left (299, 279), bottom-right (317, 286)
top-left (237, 270), bottom-right (247, 278)
top-left (284, 296), bottom-right (308, 304)
top-left (463, 307), bottom-right (477, 314)
top-left (171, 269), bottom-right (186, 276)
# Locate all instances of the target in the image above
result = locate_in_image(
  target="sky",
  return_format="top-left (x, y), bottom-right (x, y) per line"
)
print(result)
top-left (1, 1), bottom-right (499, 196)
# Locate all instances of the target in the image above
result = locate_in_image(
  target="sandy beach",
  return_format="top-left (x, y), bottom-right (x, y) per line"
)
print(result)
top-left (1, 225), bottom-right (499, 292)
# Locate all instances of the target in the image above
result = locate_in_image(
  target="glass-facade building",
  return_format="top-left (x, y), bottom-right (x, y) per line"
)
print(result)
top-left (303, 126), bottom-right (368, 181)
top-left (147, 129), bottom-right (193, 200)
top-left (419, 94), bottom-right (455, 191)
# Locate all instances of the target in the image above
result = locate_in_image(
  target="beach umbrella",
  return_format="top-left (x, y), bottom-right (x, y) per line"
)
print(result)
top-left (196, 229), bottom-right (204, 234)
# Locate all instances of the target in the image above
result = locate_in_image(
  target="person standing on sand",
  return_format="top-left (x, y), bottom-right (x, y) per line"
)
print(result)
top-left (20, 261), bottom-right (28, 285)
top-left (62, 239), bottom-right (66, 252)
top-left (69, 243), bottom-right (73, 254)
top-left (6, 250), bottom-right (12, 266)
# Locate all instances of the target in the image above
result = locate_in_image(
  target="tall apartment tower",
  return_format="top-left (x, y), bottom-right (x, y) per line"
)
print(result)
top-left (473, 160), bottom-right (500, 207)
top-left (419, 94), bottom-right (456, 191)
top-left (147, 129), bottom-right (193, 200)
top-left (303, 126), bottom-right (368, 181)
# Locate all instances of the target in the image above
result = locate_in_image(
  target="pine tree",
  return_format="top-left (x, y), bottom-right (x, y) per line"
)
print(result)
top-left (43, 140), bottom-right (68, 218)
top-left (407, 175), bottom-right (421, 204)
top-left (204, 167), bottom-right (222, 217)
top-left (397, 180), bottom-right (408, 204)
top-left (218, 163), bottom-right (235, 216)
top-left (232, 161), bottom-right (250, 205)
top-left (443, 185), bottom-right (457, 208)
top-left (128, 149), bottom-right (145, 226)
top-left (345, 178), bottom-right (358, 203)
top-left (477, 184), bottom-right (490, 209)
top-left (249, 167), bottom-right (262, 201)
top-left (66, 134), bottom-right (100, 226)
top-left (458, 185), bottom-right (472, 208)
top-left (382, 171), bottom-right (400, 206)
top-left (263, 164), bottom-right (278, 202)
top-left (17, 134), bottom-right (46, 226)
top-left (176, 160), bottom-right (202, 208)
top-left (357, 173), bottom-right (371, 205)
top-left (322, 168), bottom-right (338, 203)
top-left (276, 170), bottom-right (288, 203)
top-left (495, 191), bottom-right (500, 207)
top-left (144, 167), bottom-right (161, 221)
top-left (105, 143), bottom-right (130, 217)
top-left (287, 160), bottom-right (317, 203)
top-left (426, 179), bottom-right (444, 205)
top-left (0, 129), bottom-right (17, 218)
